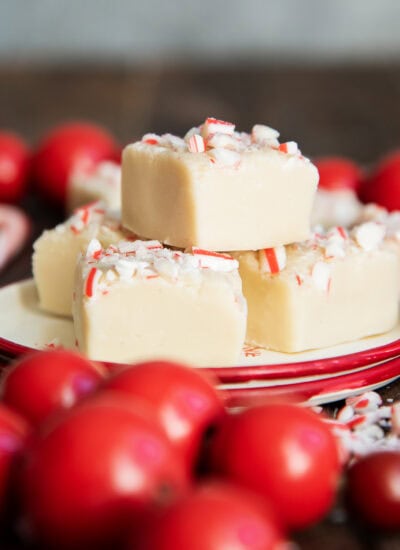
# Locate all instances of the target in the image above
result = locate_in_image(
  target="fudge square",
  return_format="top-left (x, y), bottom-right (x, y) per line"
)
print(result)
top-left (122, 118), bottom-right (319, 251)
top-left (235, 222), bottom-right (400, 353)
top-left (73, 240), bottom-right (247, 366)
top-left (33, 202), bottom-right (132, 317)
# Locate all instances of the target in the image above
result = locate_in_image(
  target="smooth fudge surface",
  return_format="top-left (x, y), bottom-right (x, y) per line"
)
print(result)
top-left (235, 222), bottom-right (400, 353)
top-left (33, 202), bottom-right (131, 317)
top-left (122, 119), bottom-right (319, 251)
top-left (67, 161), bottom-right (121, 213)
top-left (73, 240), bottom-right (247, 366)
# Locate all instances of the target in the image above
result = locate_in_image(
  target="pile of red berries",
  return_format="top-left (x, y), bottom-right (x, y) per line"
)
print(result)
top-left (0, 350), bottom-right (398, 549)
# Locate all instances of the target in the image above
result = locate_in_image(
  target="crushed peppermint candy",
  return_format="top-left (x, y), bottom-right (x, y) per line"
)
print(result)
top-left (192, 248), bottom-right (238, 271)
top-left (353, 222), bottom-right (385, 252)
top-left (201, 117), bottom-right (236, 139)
top-left (136, 118), bottom-right (307, 165)
top-left (259, 246), bottom-right (287, 274)
top-left (66, 201), bottom-right (106, 234)
top-left (311, 261), bottom-right (332, 292)
top-left (85, 267), bottom-right (102, 298)
top-left (251, 124), bottom-right (280, 146)
top-left (278, 141), bottom-right (299, 155)
top-left (187, 134), bottom-right (206, 153)
top-left (208, 148), bottom-right (241, 168)
top-left (322, 391), bottom-right (400, 463)
top-left (80, 240), bottom-right (239, 298)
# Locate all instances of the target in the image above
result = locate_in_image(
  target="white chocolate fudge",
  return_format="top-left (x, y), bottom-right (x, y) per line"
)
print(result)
top-left (122, 118), bottom-right (319, 251)
top-left (33, 202), bottom-right (133, 317)
top-left (73, 240), bottom-right (247, 366)
top-left (67, 161), bottom-right (121, 213)
top-left (235, 223), bottom-right (400, 353)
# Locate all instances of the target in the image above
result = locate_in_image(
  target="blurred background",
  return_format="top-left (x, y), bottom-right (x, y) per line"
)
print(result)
top-left (1, 0), bottom-right (400, 160)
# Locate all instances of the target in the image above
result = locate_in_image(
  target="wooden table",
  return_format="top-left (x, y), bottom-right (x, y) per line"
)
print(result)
top-left (1, 64), bottom-right (400, 549)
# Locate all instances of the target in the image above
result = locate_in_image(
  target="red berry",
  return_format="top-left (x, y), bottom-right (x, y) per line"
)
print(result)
top-left (19, 393), bottom-right (189, 548)
top-left (33, 122), bottom-right (119, 205)
top-left (0, 131), bottom-right (30, 203)
top-left (346, 451), bottom-right (400, 530)
top-left (134, 481), bottom-right (286, 550)
top-left (315, 157), bottom-right (362, 192)
top-left (2, 350), bottom-right (105, 427)
top-left (104, 360), bottom-right (225, 472)
top-left (359, 150), bottom-right (400, 211)
top-left (209, 403), bottom-right (341, 530)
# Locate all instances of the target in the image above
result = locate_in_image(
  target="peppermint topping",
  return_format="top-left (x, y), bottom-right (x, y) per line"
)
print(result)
top-left (85, 267), bottom-right (102, 298)
top-left (86, 238), bottom-right (102, 259)
top-left (259, 246), bottom-right (287, 274)
top-left (188, 134), bottom-right (206, 153)
top-left (251, 124), bottom-right (280, 146)
top-left (81, 240), bottom-right (239, 294)
top-left (138, 118), bottom-right (305, 165)
top-left (192, 248), bottom-right (238, 271)
top-left (323, 391), bottom-right (400, 462)
top-left (353, 222), bottom-right (385, 251)
top-left (278, 141), bottom-right (299, 155)
top-left (311, 261), bottom-right (332, 292)
top-left (201, 117), bottom-right (235, 138)
top-left (208, 148), bottom-right (241, 168)
top-left (206, 133), bottom-right (239, 151)
top-left (67, 201), bottom-right (106, 234)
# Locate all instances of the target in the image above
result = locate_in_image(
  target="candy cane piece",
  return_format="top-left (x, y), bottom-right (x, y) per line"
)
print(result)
top-left (188, 134), bottom-right (206, 153)
top-left (201, 118), bottom-right (235, 139)
top-left (85, 267), bottom-right (102, 298)
top-left (259, 246), bottom-right (286, 274)
top-left (278, 141), bottom-right (299, 155)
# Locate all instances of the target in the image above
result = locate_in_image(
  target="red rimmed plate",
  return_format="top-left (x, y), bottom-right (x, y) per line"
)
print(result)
top-left (0, 279), bottom-right (399, 407)
top-left (220, 356), bottom-right (400, 408)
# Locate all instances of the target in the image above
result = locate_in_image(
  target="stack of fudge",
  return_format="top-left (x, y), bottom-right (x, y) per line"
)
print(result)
top-left (32, 118), bottom-right (400, 366)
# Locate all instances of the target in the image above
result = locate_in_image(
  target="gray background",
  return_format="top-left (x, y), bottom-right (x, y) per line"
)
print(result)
top-left (1, 0), bottom-right (400, 64)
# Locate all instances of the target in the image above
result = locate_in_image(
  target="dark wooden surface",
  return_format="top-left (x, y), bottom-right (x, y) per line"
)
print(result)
top-left (1, 63), bottom-right (400, 549)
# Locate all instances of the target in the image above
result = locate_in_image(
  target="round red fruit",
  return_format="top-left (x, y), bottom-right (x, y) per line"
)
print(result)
top-left (1, 350), bottom-right (105, 428)
top-left (315, 157), bottom-right (362, 192)
top-left (0, 131), bottom-right (30, 203)
top-left (346, 451), bottom-right (400, 530)
top-left (0, 404), bottom-right (29, 517)
top-left (359, 150), bottom-right (400, 210)
top-left (19, 393), bottom-right (189, 549)
top-left (104, 360), bottom-right (225, 470)
top-left (210, 403), bottom-right (341, 530)
top-left (33, 122), bottom-right (119, 205)
top-left (134, 481), bottom-right (286, 550)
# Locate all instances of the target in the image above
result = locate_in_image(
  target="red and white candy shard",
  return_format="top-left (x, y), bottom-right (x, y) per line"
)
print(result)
top-left (206, 133), bottom-right (239, 151)
top-left (68, 201), bottom-right (105, 234)
top-left (0, 204), bottom-right (30, 272)
top-left (346, 391), bottom-right (382, 412)
top-left (251, 124), bottom-right (280, 146)
top-left (208, 148), bottom-right (241, 168)
top-left (187, 134), bottom-right (206, 153)
top-left (192, 247), bottom-right (238, 271)
top-left (85, 238), bottom-right (102, 259)
top-left (85, 267), bottom-right (102, 298)
top-left (353, 221), bottom-right (385, 252)
top-left (258, 246), bottom-right (287, 274)
top-left (311, 261), bottom-right (331, 292)
top-left (201, 117), bottom-right (235, 139)
top-left (278, 141), bottom-right (299, 155)
top-left (324, 391), bottom-right (400, 462)
top-left (142, 133), bottom-right (160, 145)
